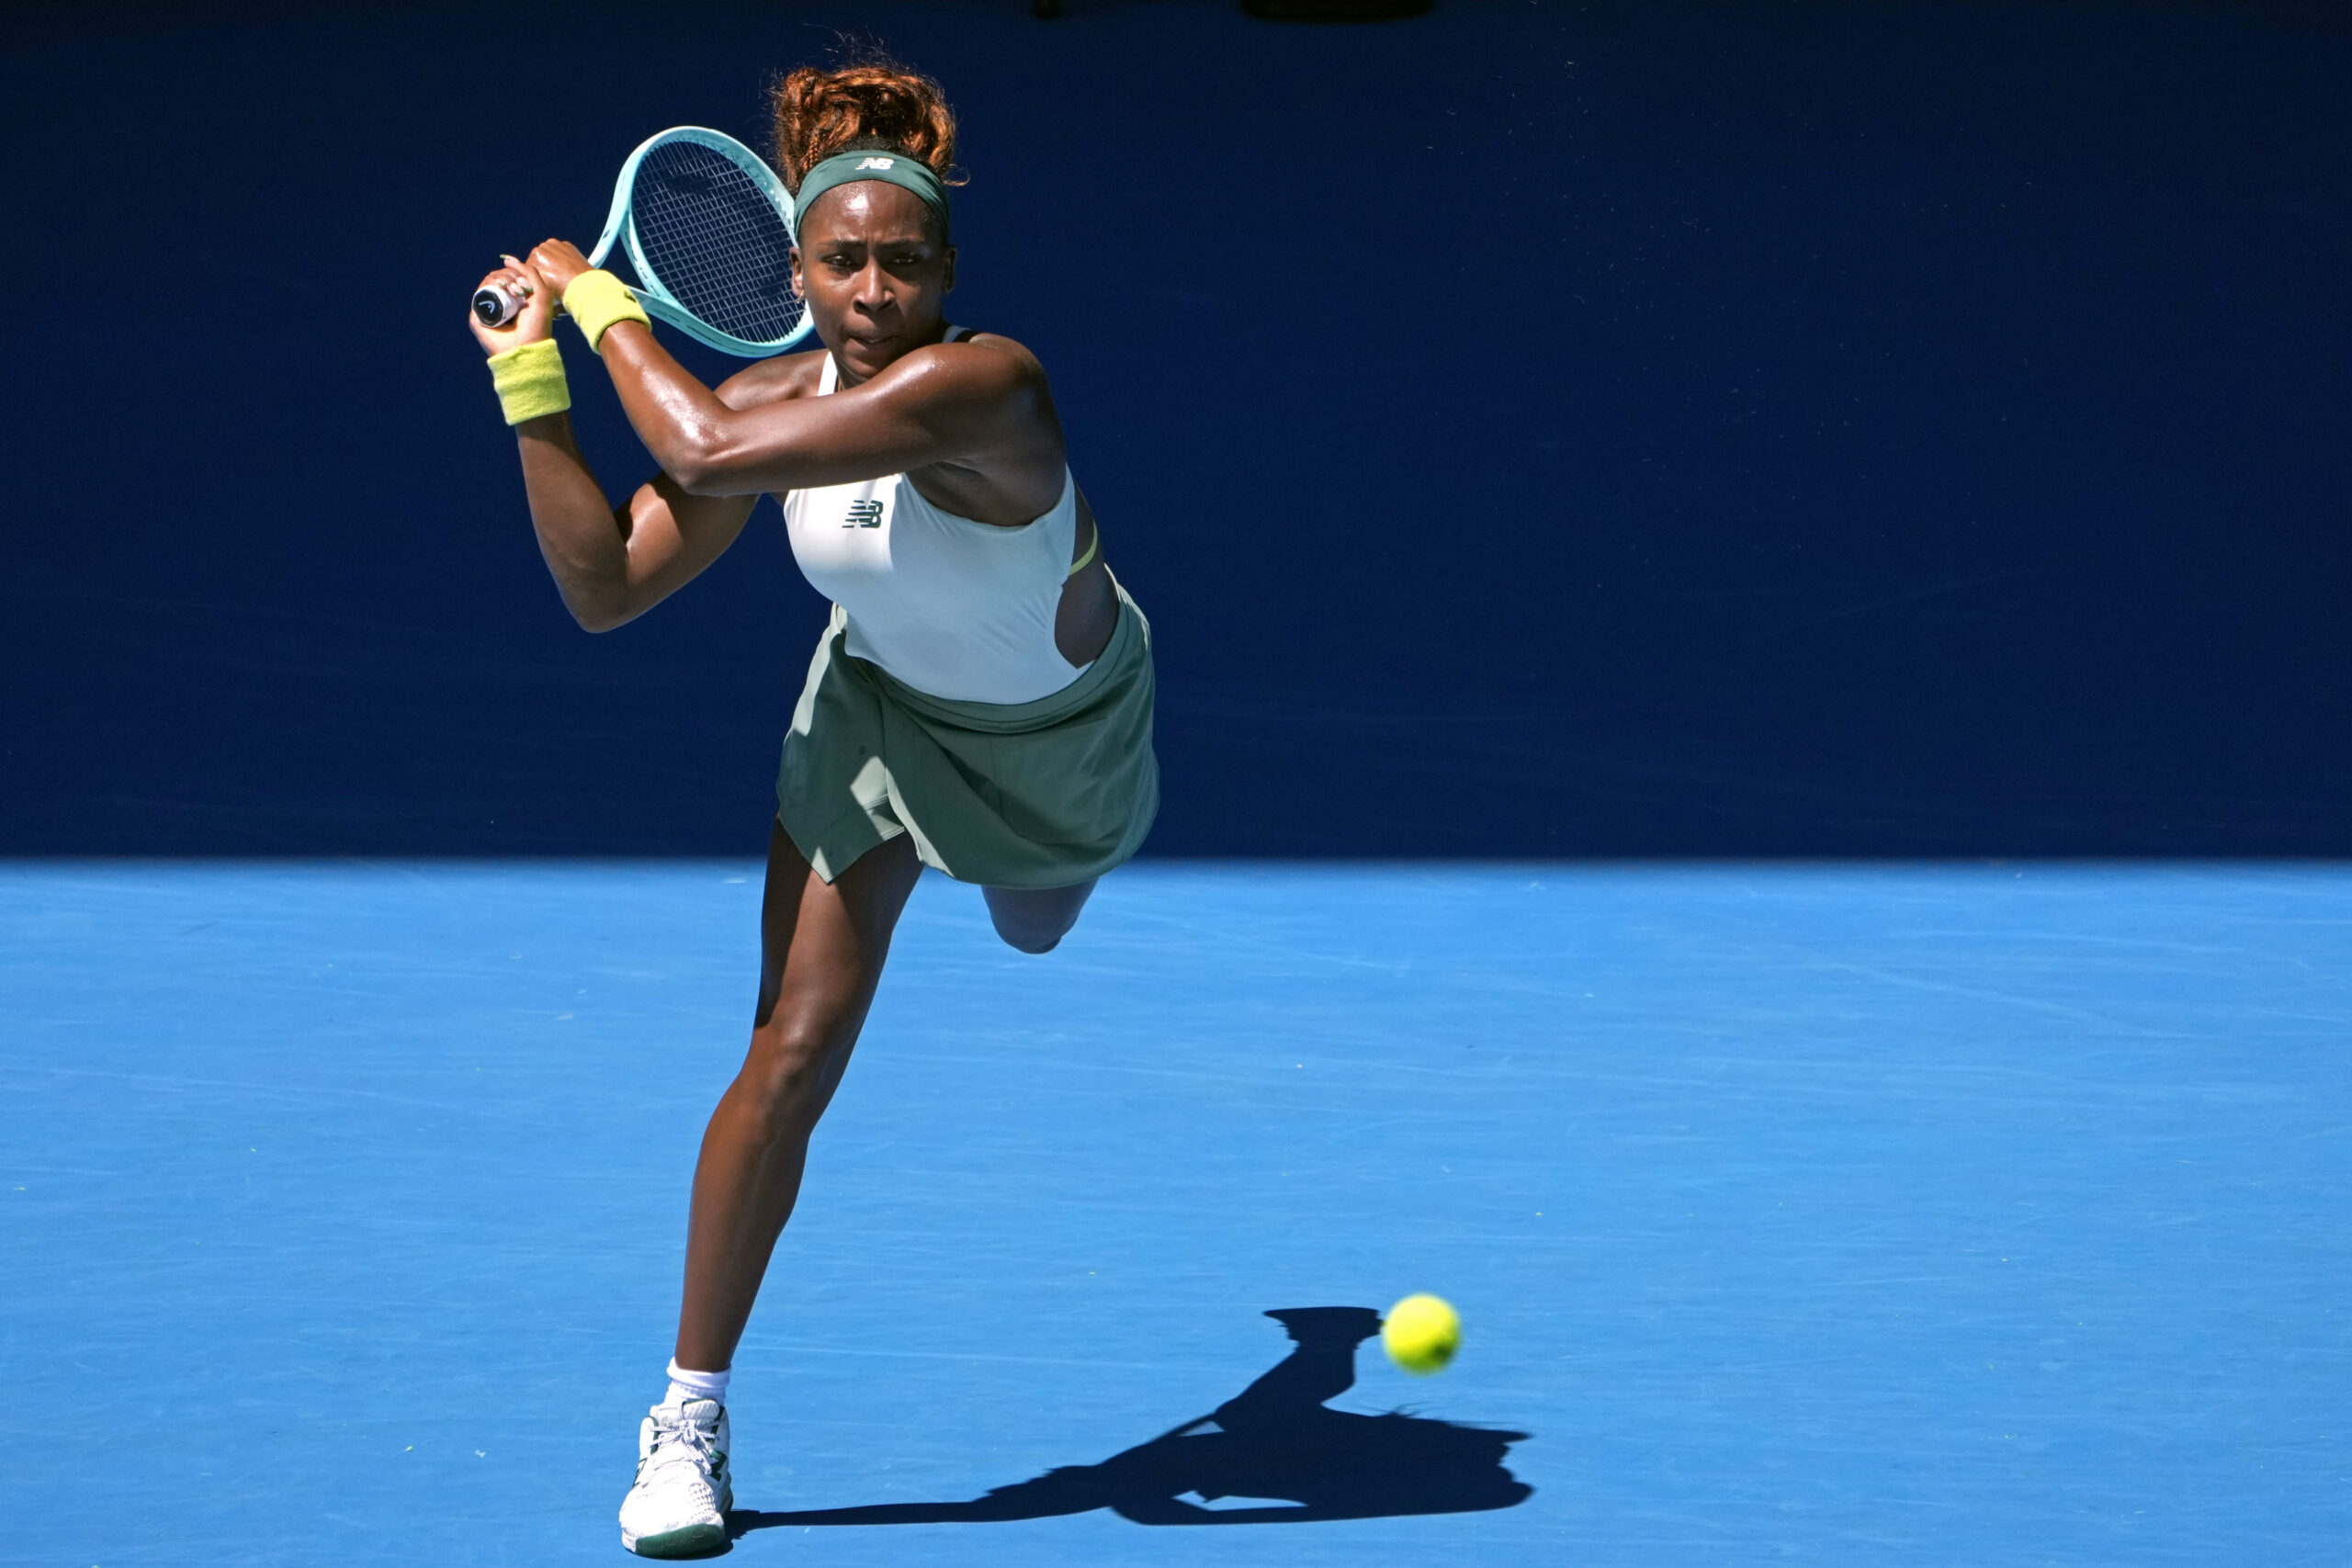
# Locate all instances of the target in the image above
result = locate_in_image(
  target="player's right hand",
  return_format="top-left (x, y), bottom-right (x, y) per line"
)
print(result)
top-left (468, 254), bottom-right (556, 355)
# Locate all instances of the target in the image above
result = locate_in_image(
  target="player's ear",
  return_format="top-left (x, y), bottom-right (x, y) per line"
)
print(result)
top-left (942, 245), bottom-right (956, 294)
top-left (788, 246), bottom-right (805, 299)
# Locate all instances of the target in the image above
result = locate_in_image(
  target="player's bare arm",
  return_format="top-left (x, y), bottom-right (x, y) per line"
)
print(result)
top-left (466, 260), bottom-right (813, 632)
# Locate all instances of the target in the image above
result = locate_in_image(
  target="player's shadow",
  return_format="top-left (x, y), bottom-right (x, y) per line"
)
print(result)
top-left (730, 1306), bottom-right (1532, 1532)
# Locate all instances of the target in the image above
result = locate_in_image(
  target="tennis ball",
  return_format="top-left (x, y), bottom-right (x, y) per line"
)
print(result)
top-left (1382, 1292), bottom-right (1460, 1375)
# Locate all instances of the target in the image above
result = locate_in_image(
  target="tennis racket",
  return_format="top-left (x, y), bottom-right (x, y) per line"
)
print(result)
top-left (473, 127), bottom-right (813, 357)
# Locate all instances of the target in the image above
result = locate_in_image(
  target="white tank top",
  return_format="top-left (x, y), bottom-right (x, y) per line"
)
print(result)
top-left (781, 332), bottom-right (1086, 705)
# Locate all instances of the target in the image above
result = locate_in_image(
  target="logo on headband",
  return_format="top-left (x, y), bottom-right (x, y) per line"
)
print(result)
top-left (854, 157), bottom-right (896, 171)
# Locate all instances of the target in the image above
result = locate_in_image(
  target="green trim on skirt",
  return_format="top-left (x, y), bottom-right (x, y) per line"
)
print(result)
top-left (775, 580), bottom-right (1159, 887)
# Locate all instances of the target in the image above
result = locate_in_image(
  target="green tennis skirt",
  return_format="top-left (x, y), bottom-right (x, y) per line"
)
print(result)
top-left (775, 579), bottom-right (1159, 888)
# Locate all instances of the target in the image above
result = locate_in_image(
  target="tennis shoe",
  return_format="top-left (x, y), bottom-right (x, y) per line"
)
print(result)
top-left (619, 1396), bottom-right (732, 1557)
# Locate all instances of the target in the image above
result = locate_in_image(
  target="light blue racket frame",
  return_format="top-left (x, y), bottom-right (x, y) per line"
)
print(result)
top-left (585, 126), bottom-right (814, 358)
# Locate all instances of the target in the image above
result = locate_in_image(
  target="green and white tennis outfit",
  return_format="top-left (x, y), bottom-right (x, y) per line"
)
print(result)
top-left (775, 332), bottom-right (1158, 887)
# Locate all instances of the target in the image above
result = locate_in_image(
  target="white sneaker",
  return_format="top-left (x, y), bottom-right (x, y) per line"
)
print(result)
top-left (618, 1397), bottom-right (732, 1557)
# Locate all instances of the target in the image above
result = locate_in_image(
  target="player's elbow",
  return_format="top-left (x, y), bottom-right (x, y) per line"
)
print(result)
top-left (663, 412), bottom-right (789, 497)
top-left (565, 590), bottom-right (637, 635)
top-left (664, 448), bottom-right (723, 496)
top-left (662, 430), bottom-right (750, 497)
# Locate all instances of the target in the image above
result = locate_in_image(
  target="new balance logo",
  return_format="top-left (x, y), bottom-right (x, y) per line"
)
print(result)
top-left (854, 157), bottom-right (896, 171)
top-left (844, 500), bottom-right (884, 528)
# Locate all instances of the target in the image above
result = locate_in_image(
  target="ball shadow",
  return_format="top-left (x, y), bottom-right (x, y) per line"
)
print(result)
top-left (730, 1305), bottom-right (1532, 1533)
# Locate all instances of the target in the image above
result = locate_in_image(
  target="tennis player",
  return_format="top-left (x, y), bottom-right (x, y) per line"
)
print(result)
top-left (466, 55), bottom-right (1157, 1557)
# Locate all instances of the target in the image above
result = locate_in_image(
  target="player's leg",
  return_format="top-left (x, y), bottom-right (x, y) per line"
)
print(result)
top-left (676, 822), bottom-right (923, 1370)
top-left (623, 824), bottom-right (920, 1558)
top-left (982, 878), bottom-right (1099, 953)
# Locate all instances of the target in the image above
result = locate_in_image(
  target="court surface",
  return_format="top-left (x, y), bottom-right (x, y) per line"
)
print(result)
top-left (6, 862), bottom-right (2346, 1565)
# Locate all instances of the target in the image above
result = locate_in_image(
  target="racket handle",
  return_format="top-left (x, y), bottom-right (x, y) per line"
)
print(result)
top-left (472, 281), bottom-right (527, 327)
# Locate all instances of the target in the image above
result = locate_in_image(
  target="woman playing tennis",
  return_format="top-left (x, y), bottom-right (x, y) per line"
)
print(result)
top-left (466, 56), bottom-right (1157, 1557)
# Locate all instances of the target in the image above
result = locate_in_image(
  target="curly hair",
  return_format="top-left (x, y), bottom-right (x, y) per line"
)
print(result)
top-left (770, 46), bottom-right (964, 195)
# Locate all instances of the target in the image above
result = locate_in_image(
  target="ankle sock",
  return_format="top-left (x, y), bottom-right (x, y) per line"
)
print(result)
top-left (665, 1359), bottom-right (730, 1407)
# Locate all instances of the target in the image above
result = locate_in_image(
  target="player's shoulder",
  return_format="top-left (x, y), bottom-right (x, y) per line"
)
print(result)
top-left (952, 328), bottom-right (1041, 373)
top-left (902, 329), bottom-right (1046, 392)
top-left (715, 349), bottom-right (828, 410)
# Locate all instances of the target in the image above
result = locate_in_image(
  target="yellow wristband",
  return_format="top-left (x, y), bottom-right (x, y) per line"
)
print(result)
top-left (487, 337), bottom-right (571, 425)
top-left (562, 269), bottom-right (651, 354)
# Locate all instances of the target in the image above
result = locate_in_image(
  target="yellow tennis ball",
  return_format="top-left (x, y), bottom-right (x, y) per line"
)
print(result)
top-left (1382, 1292), bottom-right (1461, 1374)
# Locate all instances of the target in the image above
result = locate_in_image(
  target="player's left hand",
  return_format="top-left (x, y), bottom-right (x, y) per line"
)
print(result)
top-left (526, 240), bottom-right (596, 297)
top-left (468, 254), bottom-right (555, 355)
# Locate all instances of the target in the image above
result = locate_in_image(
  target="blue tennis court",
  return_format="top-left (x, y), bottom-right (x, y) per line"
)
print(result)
top-left (8, 861), bottom-right (2346, 1564)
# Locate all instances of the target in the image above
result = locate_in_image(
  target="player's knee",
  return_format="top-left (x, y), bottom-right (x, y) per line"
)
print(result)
top-left (996, 923), bottom-right (1063, 954)
top-left (989, 907), bottom-right (1071, 953)
top-left (985, 884), bottom-right (1090, 954)
top-left (739, 1026), bottom-right (832, 1122)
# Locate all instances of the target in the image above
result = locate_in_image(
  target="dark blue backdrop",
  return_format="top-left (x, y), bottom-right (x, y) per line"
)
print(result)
top-left (3, 1), bottom-right (2346, 856)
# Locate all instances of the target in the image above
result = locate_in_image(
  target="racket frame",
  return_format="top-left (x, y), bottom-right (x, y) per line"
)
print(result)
top-left (584, 126), bottom-right (813, 358)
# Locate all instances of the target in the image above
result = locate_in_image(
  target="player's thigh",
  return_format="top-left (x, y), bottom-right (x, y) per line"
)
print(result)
top-left (754, 824), bottom-right (922, 1032)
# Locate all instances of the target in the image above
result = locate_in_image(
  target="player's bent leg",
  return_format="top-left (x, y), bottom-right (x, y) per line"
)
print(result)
top-left (983, 878), bottom-right (1098, 953)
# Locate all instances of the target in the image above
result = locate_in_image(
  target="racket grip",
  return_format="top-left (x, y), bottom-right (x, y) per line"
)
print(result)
top-left (472, 281), bottom-right (527, 327)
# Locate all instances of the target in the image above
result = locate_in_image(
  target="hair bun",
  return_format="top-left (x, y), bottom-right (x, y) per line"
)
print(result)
top-left (772, 50), bottom-right (962, 193)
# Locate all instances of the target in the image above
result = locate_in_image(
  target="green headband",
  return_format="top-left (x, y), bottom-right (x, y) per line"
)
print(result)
top-left (792, 150), bottom-right (950, 245)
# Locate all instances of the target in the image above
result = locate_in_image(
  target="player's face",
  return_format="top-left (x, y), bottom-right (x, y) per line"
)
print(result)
top-left (790, 183), bottom-right (956, 384)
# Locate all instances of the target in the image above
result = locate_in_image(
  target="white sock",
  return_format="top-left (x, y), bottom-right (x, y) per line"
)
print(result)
top-left (665, 1358), bottom-right (730, 1407)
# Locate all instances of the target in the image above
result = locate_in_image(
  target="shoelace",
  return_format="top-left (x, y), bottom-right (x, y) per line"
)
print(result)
top-left (646, 1408), bottom-right (721, 1480)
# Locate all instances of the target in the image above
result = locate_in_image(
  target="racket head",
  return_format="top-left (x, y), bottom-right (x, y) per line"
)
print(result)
top-left (611, 128), bottom-right (811, 357)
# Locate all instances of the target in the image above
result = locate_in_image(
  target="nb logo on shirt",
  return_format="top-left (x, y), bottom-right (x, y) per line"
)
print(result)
top-left (843, 500), bottom-right (884, 528)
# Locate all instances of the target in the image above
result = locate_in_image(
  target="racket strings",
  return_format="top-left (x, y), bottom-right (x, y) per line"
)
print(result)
top-left (630, 141), bottom-right (803, 345)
